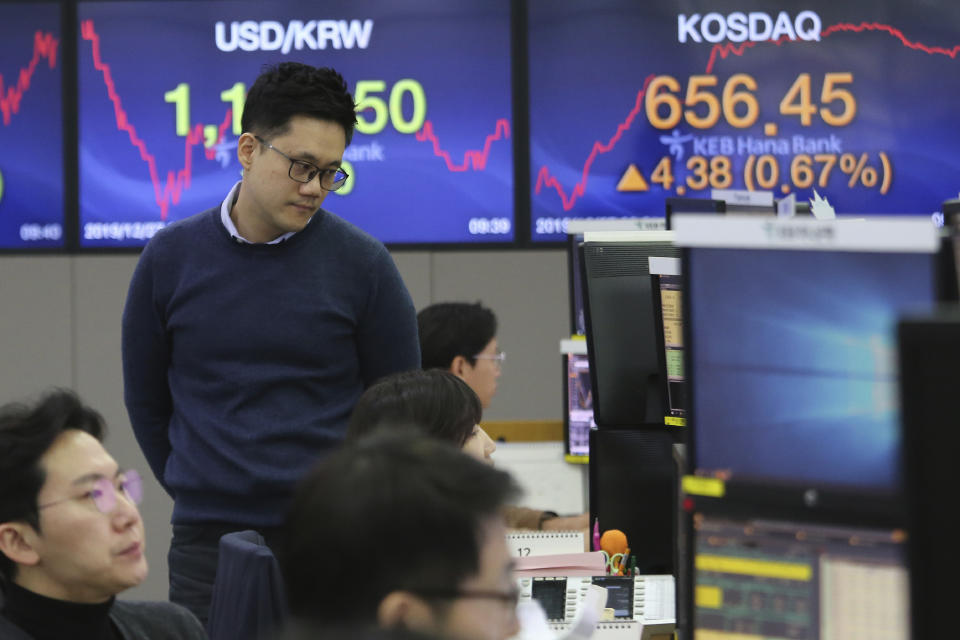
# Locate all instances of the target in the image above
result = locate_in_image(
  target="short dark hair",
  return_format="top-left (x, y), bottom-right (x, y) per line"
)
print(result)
top-left (241, 62), bottom-right (357, 145)
top-left (0, 389), bottom-right (106, 581)
top-left (279, 431), bottom-right (519, 622)
top-left (417, 302), bottom-right (497, 370)
top-left (347, 370), bottom-right (482, 447)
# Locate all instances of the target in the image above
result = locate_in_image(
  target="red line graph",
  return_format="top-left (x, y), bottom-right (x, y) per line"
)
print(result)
top-left (81, 19), bottom-right (230, 220)
top-left (705, 22), bottom-right (960, 73)
top-left (538, 21), bottom-right (960, 211)
top-left (415, 118), bottom-right (510, 172)
top-left (534, 75), bottom-right (654, 211)
top-left (821, 22), bottom-right (960, 58)
top-left (0, 31), bottom-right (59, 126)
top-left (704, 41), bottom-right (759, 75)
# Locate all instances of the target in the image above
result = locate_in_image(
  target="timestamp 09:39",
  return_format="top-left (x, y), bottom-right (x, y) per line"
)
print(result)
top-left (468, 217), bottom-right (511, 235)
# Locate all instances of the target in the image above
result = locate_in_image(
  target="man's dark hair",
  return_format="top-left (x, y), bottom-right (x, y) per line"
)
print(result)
top-left (0, 389), bottom-right (106, 581)
top-left (279, 431), bottom-right (519, 622)
top-left (241, 62), bottom-right (358, 145)
top-left (346, 370), bottom-right (482, 447)
top-left (417, 302), bottom-right (497, 370)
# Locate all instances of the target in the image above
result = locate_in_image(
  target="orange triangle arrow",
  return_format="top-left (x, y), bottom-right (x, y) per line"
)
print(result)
top-left (616, 164), bottom-right (649, 192)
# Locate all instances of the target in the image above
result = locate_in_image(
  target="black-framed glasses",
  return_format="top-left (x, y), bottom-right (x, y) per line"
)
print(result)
top-left (254, 135), bottom-right (349, 191)
top-left (413, 587), bottom-right (520, 608)
top-left (38, 469), bottom-right (143, 515)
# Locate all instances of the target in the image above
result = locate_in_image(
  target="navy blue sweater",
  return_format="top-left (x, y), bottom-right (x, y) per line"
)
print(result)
top-left (121, 206), bottom-right (420, 526)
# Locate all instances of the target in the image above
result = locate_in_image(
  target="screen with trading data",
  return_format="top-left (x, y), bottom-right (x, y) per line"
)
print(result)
top-left (77, 0), bottom-right (513, 247)
top-left (658, 275), bottom-right (685, 420)
top-left (566, 353), bottom-right (594, 458)
top-left (0, 2), bottom-right (64, 250)
top-left (528, 0), bottom-right (960, 241)
top-left (650, 255), bottom-right (686, 426)
top-left (694, 515), bottom-right (908, 640)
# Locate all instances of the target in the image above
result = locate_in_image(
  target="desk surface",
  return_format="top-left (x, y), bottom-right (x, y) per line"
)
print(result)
top-left (482, 419), bottom-right (563, 442)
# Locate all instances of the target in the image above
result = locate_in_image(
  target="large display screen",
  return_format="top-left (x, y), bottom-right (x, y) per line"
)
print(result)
top-left (0, 2), bottom-right (64, 250)
top-left (688, 246), bottom-right (935, 493)
top-left (77, 0), bottom-right (513, 247)
top-left (528, 0), bottom-right (960, 241)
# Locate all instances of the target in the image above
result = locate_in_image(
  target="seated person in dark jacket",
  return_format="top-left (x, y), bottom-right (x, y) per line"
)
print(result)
top-left (279, 432), bottom-right (521, 640)
top-left (0, 389), bottom-right (205, 640)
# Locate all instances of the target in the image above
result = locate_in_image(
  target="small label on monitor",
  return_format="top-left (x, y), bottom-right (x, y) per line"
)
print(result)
top-left (674, 216), bottom-right (938, 252)
top-left (712, 188), bottom-right (775, 207)
top-left (649, 256), bottom-right (681, 276)
top-left (682, 475), bottom-right (725, 497)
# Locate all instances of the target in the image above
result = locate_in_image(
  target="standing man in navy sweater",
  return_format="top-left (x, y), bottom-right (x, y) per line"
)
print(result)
top-left (121, 62), bottom-right (420, 625)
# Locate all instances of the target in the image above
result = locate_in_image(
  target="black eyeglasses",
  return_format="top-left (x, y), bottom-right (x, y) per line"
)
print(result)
top-left (413, 587), bottom-right (520, 608)
top-left (254, 135), bottom-right (349, 191)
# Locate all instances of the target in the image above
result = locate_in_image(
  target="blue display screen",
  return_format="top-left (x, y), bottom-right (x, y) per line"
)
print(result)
top-left (0, 2), bottom-right (64, 249)
top-left (688, 247), bottom-right (935, 492)
top-left (78, 0), bottom-right (513, 247)
top-left (529, 0), bottom-right (960, 241)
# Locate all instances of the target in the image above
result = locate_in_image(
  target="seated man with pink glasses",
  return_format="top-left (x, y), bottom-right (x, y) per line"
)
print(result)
top-left (0, 389), bottom-right (205, 640)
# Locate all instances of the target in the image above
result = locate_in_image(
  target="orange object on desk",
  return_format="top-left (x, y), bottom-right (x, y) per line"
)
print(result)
top-left (599, 529), bottom-right (628, 555)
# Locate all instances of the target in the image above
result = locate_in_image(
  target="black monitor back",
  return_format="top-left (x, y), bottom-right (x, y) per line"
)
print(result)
top-left (581, 241), bottom-right (679, 427)
top-left (589, 428), bottom-right (677, 575)
top-left (937, 231), bottom-right (960, 302)
top-left (664, 197), bottom-right (724, 230)
top-left (898, 309), bottom-right (960, 640)
top-left (943, 198), bottom-right (960, 227)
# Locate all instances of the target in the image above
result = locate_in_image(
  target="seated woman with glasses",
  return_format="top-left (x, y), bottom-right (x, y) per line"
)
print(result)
top-left (347, 369), bottom-right (586, 531)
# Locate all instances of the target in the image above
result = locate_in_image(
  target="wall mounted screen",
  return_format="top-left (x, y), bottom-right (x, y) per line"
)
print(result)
top-left (77, 0), bottom-right (513, 247)
top-left (528, 0), bottom-right (960, 240)
top-left (0, 2), bottom-right (64, 250)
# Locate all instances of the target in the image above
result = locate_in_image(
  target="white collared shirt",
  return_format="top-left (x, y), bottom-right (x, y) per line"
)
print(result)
top-left (220, 181), bottom-right (303, 244)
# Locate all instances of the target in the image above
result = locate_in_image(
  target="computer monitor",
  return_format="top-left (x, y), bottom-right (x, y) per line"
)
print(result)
top-left (897, 309), bottom-right (960, 640)
top-left (676, 215), bottom-right (938, 520)
top-left (580, 231), bottom-right (679, 427)
top-left (567, 219), bottom-right (666, 336)
top-left (589, 428), bottom-right (677, 575)
top-left (664, 197), bottom-right (725, 231)
top-left (650, 256), bottom-right (686, 427)
top-left (689, 512), bottom-right (909, 640)
top-left (563, 351), bottom-right (594, 459)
